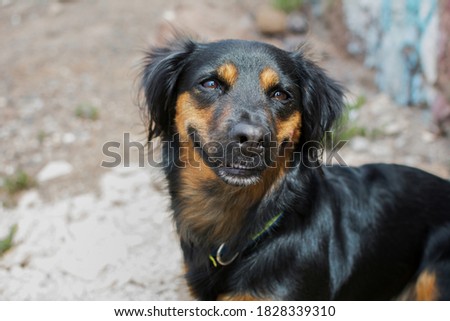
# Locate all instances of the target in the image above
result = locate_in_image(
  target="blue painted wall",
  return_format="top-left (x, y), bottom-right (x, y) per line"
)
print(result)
top-left (341, 0), bottom-right (439, 106)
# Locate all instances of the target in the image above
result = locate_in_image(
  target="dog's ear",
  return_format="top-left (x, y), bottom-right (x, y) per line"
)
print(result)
top-left (291, 51), bottom-right (344, 144)
top-left (141, 38), bottom-right (197, 141)
top-left (290, 51), bottom-right (344, 167)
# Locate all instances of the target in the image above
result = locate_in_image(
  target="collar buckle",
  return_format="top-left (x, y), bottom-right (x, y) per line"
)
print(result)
top-left (209, 212), bottom-right (283, 268)
top-left (215, 243), bottom-right (239, 266)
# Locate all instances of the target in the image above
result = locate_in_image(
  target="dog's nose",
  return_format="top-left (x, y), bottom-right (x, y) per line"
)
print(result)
top-left (231, 123), bottom-right (265, 146)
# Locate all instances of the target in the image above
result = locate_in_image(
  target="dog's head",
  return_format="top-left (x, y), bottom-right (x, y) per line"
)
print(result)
top-left (141, 38), bottom-right (343, 187)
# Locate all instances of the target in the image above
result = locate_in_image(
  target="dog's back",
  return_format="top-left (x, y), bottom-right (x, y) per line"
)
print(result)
top-left (322, 164), bottom-right (450, 299)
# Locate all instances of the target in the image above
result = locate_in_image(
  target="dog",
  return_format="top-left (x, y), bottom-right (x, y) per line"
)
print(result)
top-left (140, 37), bottom-right (450, 300)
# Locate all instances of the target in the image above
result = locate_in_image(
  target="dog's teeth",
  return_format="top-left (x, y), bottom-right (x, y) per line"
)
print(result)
top-left (229, 162), bottom-right (254, 169)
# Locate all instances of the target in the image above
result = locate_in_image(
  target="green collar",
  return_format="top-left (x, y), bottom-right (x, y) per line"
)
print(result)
top-left (209, 211), bottom-right (283, 268)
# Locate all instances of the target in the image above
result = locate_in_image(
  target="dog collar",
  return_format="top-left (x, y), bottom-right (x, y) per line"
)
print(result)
top-left (209, 211), bottom-right (283, 268)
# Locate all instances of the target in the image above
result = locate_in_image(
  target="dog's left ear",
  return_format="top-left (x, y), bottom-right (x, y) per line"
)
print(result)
top-left (141, 38), bottom-right (197, 142)
top-left (291, 51), bottom-right (344, 144)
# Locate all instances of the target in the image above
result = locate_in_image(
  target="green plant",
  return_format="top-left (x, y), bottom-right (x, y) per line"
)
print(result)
top-left (334, 95), bottom-right (368, 141)
top-left (272, 0), bottom-right (304, 12)
top-left (37, 130), bottom-right (48, 144)
top-left (2, 170), bottom-right (35, 195)
top-left (338, 125), bottom-right (367, 141)
top-left (75, 103), bottom-right (99, 120)
top-left (0, 224), bottom-right (18, 256)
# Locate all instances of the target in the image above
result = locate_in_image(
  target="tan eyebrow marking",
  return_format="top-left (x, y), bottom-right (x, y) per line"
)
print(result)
top-left (217, 63), bottom-right (238, 87)
top-left (259, 67), bottom-right (280, 91)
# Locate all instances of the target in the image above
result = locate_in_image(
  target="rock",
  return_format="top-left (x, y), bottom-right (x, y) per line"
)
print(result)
top-left (162, 9), bottom-right (176, 22)
top-left (37, 161), bottom-right (73, 182)
top-left (287, 12), bottom-right (308, 34)
top-left (384, 122), bottom-right (404, 136)
top-left (62, 132), bottom-right (76, 145)
top-left (18, 190), bottom-right (41, 210)
top-left (255, 5), bottom-right (287, 35)
top-left (421, 131), bottom-right (436, 143)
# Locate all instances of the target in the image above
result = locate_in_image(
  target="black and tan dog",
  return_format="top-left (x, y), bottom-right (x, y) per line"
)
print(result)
top-left (141, 38), bottom-right (450, 300)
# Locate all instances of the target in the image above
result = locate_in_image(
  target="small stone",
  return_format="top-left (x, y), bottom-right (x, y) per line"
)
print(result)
top-left (255, 5), bottom-right (288, 35)
top-left (287, 12), bottom-right (308, 34)
top-left (162, 10), bottom-right (176, 22)
top-left (421, 131), bottom-right (436, 143)
top-left (384, 122), bottom-right (404, 136)
top-left (18, 190), bottom-right (41, 210)
top-left (37, 161), bottom-right (73, 182)
top-left (62, 132), bottom-right (76, 145)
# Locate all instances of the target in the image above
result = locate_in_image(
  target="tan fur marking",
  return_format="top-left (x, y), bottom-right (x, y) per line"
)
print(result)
top-left (415, 270), bottom-right (439, 301)
top-left (276, 111), bottom-right (302, 144)
top-left (174, 90), bottom-right (217, 184)
top-left (271, 111), bottom-right (302, 181)
top-left (217, 63), bottom-right (238, 87)
top-left (259, 67), bottom-right (280, 91)
top-left (218, 293), bottom-right (267, 301)
top-left (175, 92), bottom-right (212, 142)
top-left (178, 165), bottom-right (280, 245)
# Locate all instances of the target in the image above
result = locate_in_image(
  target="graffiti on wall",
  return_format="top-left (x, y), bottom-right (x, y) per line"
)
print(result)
top-left (342, 0), bottom-right (439, 107)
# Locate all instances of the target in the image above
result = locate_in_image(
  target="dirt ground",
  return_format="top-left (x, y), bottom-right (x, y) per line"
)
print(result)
top-left (0, 0), bottom-right (449, 300)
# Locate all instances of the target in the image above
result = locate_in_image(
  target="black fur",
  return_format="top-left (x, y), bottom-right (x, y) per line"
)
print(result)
top-left (141, 38), bottom-right (450, 300)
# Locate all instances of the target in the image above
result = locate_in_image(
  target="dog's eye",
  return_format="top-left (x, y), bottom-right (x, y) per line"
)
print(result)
top-left (271, 90), bottom-right (289, 101)
top-left (201, 79), bottom-right (220, 90)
